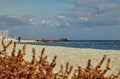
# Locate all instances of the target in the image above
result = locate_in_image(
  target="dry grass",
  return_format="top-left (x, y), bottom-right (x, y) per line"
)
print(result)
top-left (0, 39), bottom-right (120, 79)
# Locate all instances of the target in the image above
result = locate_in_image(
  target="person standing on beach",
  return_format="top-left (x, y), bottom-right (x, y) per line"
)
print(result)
top-left (18, 36), bottom-right (21, 42)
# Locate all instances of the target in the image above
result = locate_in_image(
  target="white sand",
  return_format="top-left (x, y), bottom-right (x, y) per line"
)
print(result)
top-left (0, 40), bottom-right (120, 76)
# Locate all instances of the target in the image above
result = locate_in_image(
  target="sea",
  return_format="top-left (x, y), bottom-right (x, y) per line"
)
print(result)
top-left (33, 40), bottom-right (120, 50)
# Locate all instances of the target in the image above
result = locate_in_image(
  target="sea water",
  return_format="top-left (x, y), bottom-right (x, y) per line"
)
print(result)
top-left (34, 40), bottom-right (120, 50)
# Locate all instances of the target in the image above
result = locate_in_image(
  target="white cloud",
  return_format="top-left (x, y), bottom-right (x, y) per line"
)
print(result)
top-left (0, 15), bottom-right (34, 27)
top-left (41, 19), bottom-right (61, 27)
top-left (41, 20), bottom-right (51, 25)
top-left (71, 0), bottom-right (104, 7)
top-left (57, 15), bottom-right (66, 20)
top-left (55, 0), bottom-right (120, 28)
top-left (78, 17), bottom-right (89, 22)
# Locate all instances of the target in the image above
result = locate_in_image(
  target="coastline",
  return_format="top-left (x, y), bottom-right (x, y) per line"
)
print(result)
top-left (14, 39), bottom-right (120, 50)
top-left (0, 40), bottom-right (120, 77)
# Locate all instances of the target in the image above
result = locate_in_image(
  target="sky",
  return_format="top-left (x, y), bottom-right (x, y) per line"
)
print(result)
top-left (0, 0), bottom-right (120, 40)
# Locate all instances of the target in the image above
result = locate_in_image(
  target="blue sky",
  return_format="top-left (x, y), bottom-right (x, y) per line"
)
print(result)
top-left (0, 0), bottom-right (120, 40)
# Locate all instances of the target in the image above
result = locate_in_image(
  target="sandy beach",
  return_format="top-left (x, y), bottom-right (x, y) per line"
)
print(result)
top-left (0, 40), bottom-right (120, 77)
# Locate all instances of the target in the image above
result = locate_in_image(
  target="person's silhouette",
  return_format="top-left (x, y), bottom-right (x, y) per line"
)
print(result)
top-left (18, 37), bottom-right (21, 42)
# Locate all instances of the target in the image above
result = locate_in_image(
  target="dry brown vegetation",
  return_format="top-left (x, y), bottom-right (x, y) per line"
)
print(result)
top-left (0, 40), bottom-right (120, 79)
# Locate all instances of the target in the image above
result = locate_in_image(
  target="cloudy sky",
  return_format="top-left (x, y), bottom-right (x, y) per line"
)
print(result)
top-left (0, 0), bottom-right (120, 40)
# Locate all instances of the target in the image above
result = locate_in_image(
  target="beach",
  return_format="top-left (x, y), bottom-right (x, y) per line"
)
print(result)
top-left (25, 45), bottom-right (120, 75)
top-left (0, 40), bottom-right (120, 77)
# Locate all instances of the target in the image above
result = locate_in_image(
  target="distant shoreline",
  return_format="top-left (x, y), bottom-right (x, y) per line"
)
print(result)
top-left (2, 39), bottom-right (120, 50)
top-left (13, 39), bottom-right (120, 50)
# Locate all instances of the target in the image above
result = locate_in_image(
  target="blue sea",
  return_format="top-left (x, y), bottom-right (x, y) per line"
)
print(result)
top-left (33, 40), bottom-right (120, 50)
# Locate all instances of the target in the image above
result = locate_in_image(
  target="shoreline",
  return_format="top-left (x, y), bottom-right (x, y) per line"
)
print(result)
top-left (3, 39), bottom-right (120, 50)
top-left (13, 39), bottom-right (120, 50)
